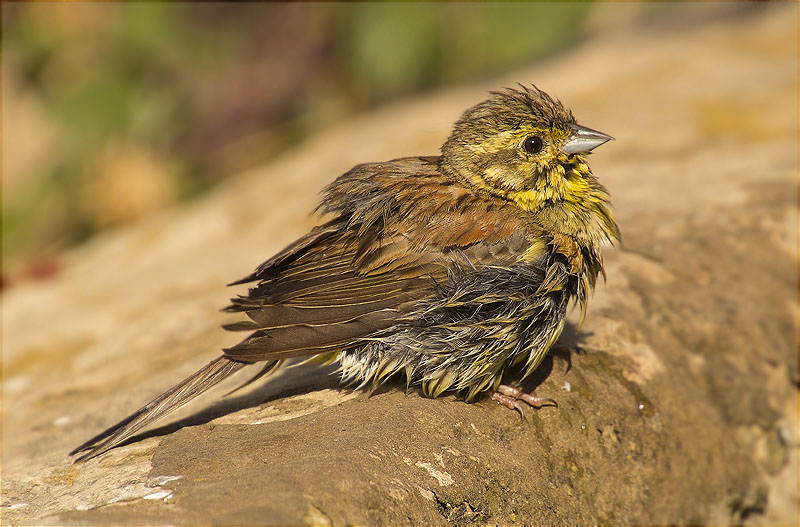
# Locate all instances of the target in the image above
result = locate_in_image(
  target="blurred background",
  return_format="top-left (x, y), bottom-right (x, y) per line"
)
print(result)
top-left (2, 2), bottom-right (592, 284)
top-left (0, 2), bottom-right (774, 286)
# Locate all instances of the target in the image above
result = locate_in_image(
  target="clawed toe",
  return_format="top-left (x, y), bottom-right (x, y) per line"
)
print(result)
top-left (489, 391), bottom-right (526, 417)
top-left (490, 384), bottom-right (558, 414)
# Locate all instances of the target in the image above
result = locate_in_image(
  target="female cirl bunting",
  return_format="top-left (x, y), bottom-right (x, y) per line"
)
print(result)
top-left (72, 85), bottom-right (619, 462)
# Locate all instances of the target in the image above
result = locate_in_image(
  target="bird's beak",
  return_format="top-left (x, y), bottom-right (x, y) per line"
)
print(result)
top-left (562, 124), bottom-right (614, 154)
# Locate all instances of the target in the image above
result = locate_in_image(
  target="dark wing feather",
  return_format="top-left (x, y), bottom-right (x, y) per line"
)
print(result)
top-left (223, 310), bottom-right (398, 361)
top-left (228, 218), bottom-right (345, 286)
top-left (222, 299), bottom-right (403, 332)
top-left (222, 236), bottom-right (440, 362)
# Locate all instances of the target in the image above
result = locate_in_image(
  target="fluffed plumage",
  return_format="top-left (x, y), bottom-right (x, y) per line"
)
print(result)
top-left (71, 85), bottom-right (618, 462)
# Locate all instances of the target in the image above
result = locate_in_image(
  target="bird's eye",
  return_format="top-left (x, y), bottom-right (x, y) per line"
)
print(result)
top-left (522, 136), bottom-right (544, 154)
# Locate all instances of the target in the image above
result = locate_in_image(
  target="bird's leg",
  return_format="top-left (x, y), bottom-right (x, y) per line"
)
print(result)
top-left (490, 384), bottom-right (557, 414)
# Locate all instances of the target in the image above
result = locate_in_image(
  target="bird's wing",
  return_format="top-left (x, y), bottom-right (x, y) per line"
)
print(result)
top-left (222, 157), bottom-right (541, 364)
top-left (222, 232), bottom-right (440, 362)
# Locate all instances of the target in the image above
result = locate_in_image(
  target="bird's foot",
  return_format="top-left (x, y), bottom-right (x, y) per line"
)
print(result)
top-left (489, 384), bottom-right (557, 416)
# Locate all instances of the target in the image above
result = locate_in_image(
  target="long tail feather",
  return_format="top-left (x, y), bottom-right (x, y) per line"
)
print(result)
top-left (70, 356), bottom-right (246, 463)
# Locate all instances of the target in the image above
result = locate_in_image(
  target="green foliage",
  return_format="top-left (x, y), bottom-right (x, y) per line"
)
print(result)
top-left (346, 3), bottom-right (440, 98)
top-left (345, 3), bottom-right (590, 99)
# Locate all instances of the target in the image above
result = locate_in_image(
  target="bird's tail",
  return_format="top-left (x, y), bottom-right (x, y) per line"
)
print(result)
top-left (70, 356), bottom-right (247, 463)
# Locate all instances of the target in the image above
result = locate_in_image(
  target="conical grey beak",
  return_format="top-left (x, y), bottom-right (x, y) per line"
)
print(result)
top-left (562, 124), bottom-right (614, 154)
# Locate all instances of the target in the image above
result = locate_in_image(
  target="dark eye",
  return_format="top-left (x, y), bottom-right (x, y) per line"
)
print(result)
top-left (522, 135), bottom-right (544, 154)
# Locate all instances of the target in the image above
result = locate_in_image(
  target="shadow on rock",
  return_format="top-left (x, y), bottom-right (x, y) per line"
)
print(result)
top-left (117, 362), bottom-right (342, 449)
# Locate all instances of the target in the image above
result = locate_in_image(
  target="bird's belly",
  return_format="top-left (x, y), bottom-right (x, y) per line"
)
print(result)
top-left (336, 287), bottom-right (569, 402)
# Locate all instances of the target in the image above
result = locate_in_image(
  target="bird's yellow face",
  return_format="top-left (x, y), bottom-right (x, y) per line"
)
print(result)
top-left (441, 86), bottom-right (614, 215)
top-left (460, 123), bottom-right (590, 212)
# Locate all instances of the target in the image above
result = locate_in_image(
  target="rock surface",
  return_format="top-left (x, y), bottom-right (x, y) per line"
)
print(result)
top-left (2, 4), bottom-right (797, 525)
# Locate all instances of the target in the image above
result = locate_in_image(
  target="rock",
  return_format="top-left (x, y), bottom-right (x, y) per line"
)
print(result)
top-left (3, 3), bottom-right (797, 525)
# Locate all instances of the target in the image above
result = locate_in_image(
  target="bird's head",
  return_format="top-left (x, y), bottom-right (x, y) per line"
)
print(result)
top-left (441, 85), bottom-right (614, 217)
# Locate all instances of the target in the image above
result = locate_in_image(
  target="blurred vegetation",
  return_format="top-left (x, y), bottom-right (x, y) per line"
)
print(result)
top-left (2, 2), bottom-right (592, 279)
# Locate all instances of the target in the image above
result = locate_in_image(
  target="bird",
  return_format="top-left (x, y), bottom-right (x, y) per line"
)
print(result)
top-left (70, 84), bottom-right (619, 463)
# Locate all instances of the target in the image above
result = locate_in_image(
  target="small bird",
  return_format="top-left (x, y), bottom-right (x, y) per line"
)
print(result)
top-left (71, 85), bottom-right (618, 462)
